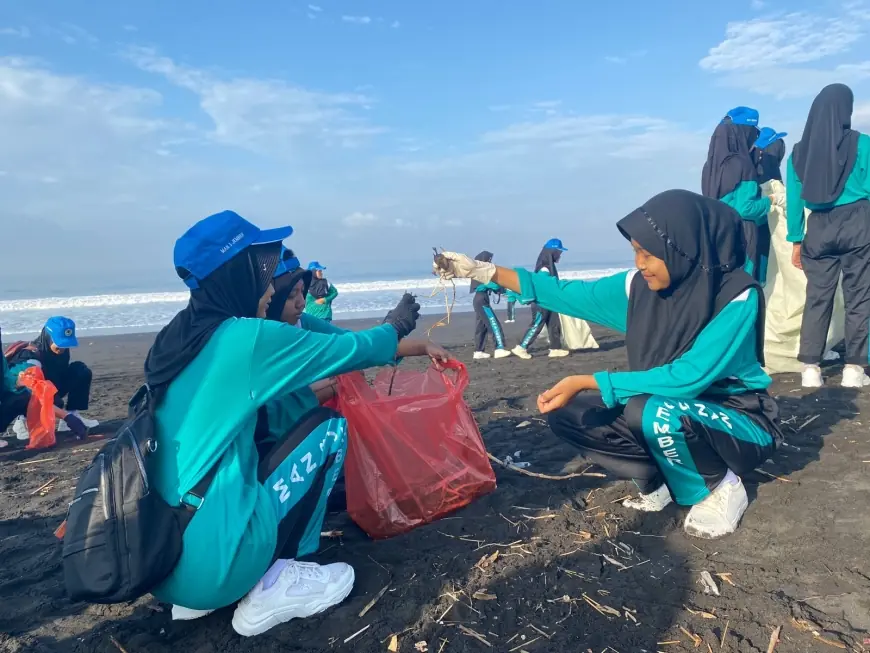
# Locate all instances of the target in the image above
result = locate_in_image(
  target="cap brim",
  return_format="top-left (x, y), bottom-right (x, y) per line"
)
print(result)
top-left (54, 335), bottom-right (79, 348)
top-left (253, 225), bottom-right (293, 245)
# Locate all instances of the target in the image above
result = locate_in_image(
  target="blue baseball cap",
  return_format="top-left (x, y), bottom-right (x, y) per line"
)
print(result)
top-left (544, 238), bottom-right (567, 251)
top-left (723, 106), bottom-right (759, 126)
top-left (754, 126), bottom-right (788, 150)
top-left (273, 247), bottom-right (302, 278)
top-left (173, 210), bottom-right (293, 289)
top-left (307, 261), bottom-right (327, 272)
top-left (45, 316), bottom-right (78, 348)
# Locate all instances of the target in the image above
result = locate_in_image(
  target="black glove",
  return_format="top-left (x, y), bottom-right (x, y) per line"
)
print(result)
top-left (384, 293), bottom-right (421, 340)
top-left (63, 413), bottom-right (88, 440)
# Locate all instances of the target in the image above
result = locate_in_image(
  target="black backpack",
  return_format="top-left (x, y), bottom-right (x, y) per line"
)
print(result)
top-left (62, 384), bottom-right (216, 604)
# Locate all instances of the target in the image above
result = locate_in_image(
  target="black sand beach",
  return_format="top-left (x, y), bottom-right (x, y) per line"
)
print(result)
top-left (2, 311), bottom-right (869, 652)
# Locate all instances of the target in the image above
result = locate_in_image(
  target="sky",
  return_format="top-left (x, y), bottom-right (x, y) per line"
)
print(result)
top-left (3, 0), bottom-right (870, 294)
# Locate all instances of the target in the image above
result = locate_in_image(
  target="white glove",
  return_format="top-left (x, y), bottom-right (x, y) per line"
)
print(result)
top-left (433, 251), bottom-right (496, 284)
top-left (769, 192), bottom-right (785, 208)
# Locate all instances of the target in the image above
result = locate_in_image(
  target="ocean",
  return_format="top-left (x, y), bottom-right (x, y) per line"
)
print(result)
top-left (0, 266), bottom-right (629, 337)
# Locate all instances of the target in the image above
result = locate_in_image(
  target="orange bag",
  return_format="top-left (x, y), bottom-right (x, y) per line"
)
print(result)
top-left (336, 360), bottom-right (496, 539)
top-left (17, 366), bottom-right (57, 450)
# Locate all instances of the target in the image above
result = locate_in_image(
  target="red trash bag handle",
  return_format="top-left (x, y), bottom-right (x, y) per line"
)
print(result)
top-left (435, 359), bottom-right (469, 395)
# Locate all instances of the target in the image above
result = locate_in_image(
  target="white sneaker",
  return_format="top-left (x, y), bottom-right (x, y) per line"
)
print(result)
top-left (683, 477), bottom-right (749, 539)
top-left (505, 319), bottom-right (515, 324)
top-left (548, 349), bottom-right (570, 358)
top-left (511, 346), bottom-right (532, 360)
top-left (473, 351), bottom-right (491, 360)
top-left (801, 365), bottom-right (823, 388)
top-left (12, 416), bottom-right (30, 441)
top-left (841, 364), bottom-right (870, 388)
top-left (623, 484), bottom-right (673, 512)
top-left (232, 560), bottom-right (355, 637)
top-left (493, 349), bottom-right (511, 359)
top-left (58, 411), bottom-right (99, 431)
top-left (172, 605), bottom-right (215, 621)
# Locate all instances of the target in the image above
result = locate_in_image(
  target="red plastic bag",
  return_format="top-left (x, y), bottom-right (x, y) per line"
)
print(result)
top-left (17, 366), bottom-right (57, 450)
top-left (336, 360), bottom-right (496, 539)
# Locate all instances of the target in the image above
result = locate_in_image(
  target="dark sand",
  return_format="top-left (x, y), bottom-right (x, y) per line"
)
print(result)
top-left (2, 310), bottom-right (869, 652)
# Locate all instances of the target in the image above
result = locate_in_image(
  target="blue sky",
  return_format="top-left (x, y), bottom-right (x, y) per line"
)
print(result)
top-left (2, 0), bottom-right (870, 292)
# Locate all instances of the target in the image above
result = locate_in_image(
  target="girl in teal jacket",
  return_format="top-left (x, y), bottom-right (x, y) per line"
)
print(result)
top-left (435, 190), bottom-right (782, 540)
top-left (702, 108), bottom-right (783, 284)
top-left (144, 211), bottom-right (420, 635)
top-left (304, 261), bottom-right (338, 322)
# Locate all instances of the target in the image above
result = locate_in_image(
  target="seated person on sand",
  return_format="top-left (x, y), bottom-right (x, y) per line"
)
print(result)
top-left (144, 211), bottom-right (421, 636)
top-left (435, 190), bottom-right (782, 539)
top-left (4, 317), bottom-right (96, 440)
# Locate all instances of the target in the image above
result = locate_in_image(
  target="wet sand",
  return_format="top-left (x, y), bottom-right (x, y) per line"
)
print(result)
top-left (1, 308), bottom-right (868, 652)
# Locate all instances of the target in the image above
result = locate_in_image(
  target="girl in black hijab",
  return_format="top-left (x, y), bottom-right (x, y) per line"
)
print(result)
top-left (434, 190), bottom-right (782, 539)
top-left (514, 239), bottom-right (568, 359)
top-left (469, 251), bottom-right (511, 359)
top-left (702, 116), bottom-right (781, 285)
top-left (786, 83), bottom-right (870, 389)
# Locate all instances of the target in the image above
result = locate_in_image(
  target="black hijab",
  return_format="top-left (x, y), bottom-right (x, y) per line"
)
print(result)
top-left (792, 83), bottom-right (859, 204)
top-left (33, 327), bottom-right (70, 383)
top-left (469, 250), bottom-right (494, 293)
top-left (534, 248), bottom-right (561, 279)
top-left (756, 138), bottom-right (786, 184)
top-left (701, 121), bottom-right (760, 199)
top-left (308, 271), bottom-right (330, 300)
top-left (617, 190), bottom-right (764, 372)
top-left (266, 250), bottom-right (313, 322)
top-left (145, 243), bottom-right (281, 387)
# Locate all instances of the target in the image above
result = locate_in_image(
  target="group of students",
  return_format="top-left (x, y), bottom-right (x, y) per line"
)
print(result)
top-left (9, 81), bottom-right (868, 638)
top-left (0, 317), bottom-right (100, 445)
top-left (701, 83), bottom-right (870, 389)
top-left (470, 238), bottom-right (572, 360)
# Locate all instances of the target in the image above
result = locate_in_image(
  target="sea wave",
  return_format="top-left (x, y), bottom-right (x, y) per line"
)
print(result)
top-left (0, 268), bottom-right (627, 313)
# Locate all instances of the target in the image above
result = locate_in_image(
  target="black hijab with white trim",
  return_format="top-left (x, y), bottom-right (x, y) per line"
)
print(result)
top-left (617, 189), bottom-right (764, 372)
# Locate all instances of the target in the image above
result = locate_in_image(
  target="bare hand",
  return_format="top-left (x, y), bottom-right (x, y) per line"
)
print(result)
top-left (425, 343), bottom-right (452, 370)
top-left (537, 375), bottom-right (597, 414)
top-left (316, 298), bottom-right (327, 305)
top-left (791, 243), bottom-right (803, 270)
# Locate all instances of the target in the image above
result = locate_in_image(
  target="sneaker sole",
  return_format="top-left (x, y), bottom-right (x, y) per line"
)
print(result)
top-left (623, 498), bottom-right (673, 512)
top-left (231, 568), bottom-right (355, 637)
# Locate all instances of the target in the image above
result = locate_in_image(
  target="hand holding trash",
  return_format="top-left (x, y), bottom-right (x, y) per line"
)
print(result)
top-left (769, 191), bottom-right (786, 208)
top-left (433, 251), bottom-right (496, 284)
top-left (384, 293), bottom-right (421, 340)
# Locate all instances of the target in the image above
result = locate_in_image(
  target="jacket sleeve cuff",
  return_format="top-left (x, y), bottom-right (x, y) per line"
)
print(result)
top-left (515, 268), bottom-right (538, 304)
top-left (593, 371), bottom-right (617, 408)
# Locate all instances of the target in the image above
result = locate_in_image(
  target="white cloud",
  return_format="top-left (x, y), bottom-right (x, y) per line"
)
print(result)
top-left (342, 15), bottom-right (372, 24)
top-left (391, 20), bottom-right (401, 28)
top-left (308, 4), bottom-right (323, 11)
top-left (43, 24), bottom-right (98, 46)
top-left (126, 47), bottom-right (384, 155)
top-left (0, 27), bottom-right (30, 38)
top-left (605, 56), bottom-right (628, 65)
top-left (342, 211), bottom-right (378, 227)
top-left (751, 0), bottom-right (765, 9)
top-left (701, 12), bottom-right (866, 72)
top-left (700, 8), bottom-right (870, 96)
top-left (122, 24), bottom-right (138, 32)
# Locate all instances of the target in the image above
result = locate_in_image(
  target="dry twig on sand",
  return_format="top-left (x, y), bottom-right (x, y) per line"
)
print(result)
top-left (17, 457), bottom-right (58, 466)
top-left (766, 626), bottom-right (781, 653)
top-left (344, 625), bottom-right (371, 644)
top-left (30, 477), bottom-right (58, 495)
top-left (359, 583), bottom-right (391, 618)
top-left (487, 453), bottom-right (606, 479)
top-left (110, 637), bottom-right (130, 653)
top-left (457, 625), bottom-right (492, 647)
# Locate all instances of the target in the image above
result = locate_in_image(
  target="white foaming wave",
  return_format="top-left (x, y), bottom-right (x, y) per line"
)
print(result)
top-left (0, 268), bottom-right (628, 313)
